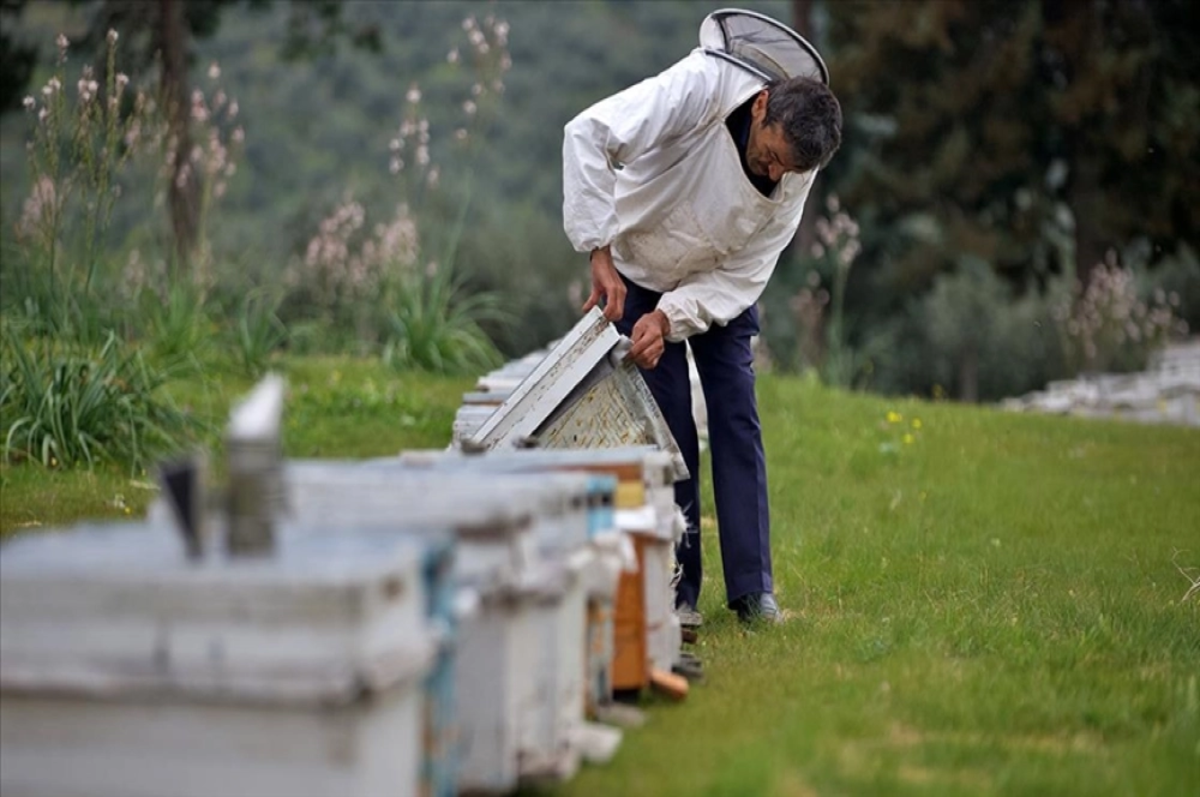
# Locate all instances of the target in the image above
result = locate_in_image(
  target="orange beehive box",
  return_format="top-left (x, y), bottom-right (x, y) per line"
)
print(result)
top-left (611, 534), bottom-right (649, 691)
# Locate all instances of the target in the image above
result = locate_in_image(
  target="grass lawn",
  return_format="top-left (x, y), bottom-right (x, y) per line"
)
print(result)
top-left (2, 360), bottom-right (1197, 796)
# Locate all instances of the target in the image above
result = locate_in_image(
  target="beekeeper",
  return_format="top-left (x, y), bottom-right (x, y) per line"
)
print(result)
top-left (562, 11), bottom-right (842, 624)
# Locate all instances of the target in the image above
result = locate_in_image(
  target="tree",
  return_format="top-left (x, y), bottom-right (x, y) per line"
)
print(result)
top-left (0, 0), bottom-right (38, 114)
top-left (826, 0), bottom-right (1198, 321)
top-left (827, 2), bottom-right (1048, 308)
top-left (1041, 0), bottom-right (1200, 281)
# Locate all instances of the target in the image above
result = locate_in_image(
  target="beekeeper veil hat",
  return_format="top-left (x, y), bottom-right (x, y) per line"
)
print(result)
top-left (700, 8), bottom-right (830, 85)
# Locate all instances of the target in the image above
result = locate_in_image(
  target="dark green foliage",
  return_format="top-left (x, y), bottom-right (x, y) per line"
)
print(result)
top-left (381, 266), bottom-right (507, 375)
top-left (229, 288), bottom-right (288, 378)
top-left (918, 258), bottom-right (1066, 401)
top-left (1151, 243), bottom-right (1200, 331)
top-left (137, 282), bottom-right (213, 375)
top-left (818, 0), bottom-right (1197, 396)
top-left (1, 325), bottom-right (203, 471)
top-left (829, 2), bottom-right (1061, 318)
top-left (0, 0), bottom-right (39, 114)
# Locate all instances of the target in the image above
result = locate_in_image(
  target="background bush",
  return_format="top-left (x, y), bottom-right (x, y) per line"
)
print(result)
top-left (1, 324), bottom-right (202, 471)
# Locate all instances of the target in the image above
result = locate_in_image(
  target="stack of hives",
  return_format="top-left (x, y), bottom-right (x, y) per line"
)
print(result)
top-left (0, 310), bottom-right (697, 796)
top-left (1001, 339), bottom-right (1200, 427)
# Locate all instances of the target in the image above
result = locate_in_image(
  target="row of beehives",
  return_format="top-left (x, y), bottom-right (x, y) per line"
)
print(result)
top-left (0, 366), bottom-right (691, 797)
top-left (1000, 339), bottom-right (1200, 427)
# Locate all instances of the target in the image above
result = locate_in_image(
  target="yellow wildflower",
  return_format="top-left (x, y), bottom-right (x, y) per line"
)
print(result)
top-left (911, 418), bottom-right (922, 429)
top-left (886, 411), bottom-right (903, 424)
top-left (903, 433), bottom-right (914, 445)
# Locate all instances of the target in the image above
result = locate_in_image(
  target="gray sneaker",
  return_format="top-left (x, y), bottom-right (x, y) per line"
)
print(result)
top-left (731, 592), bottom-right (783, 624)
top-left (675, 606), bottom-right (703, 629)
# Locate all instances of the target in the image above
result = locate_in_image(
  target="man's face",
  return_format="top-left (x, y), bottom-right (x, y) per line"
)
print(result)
top-left (747, 90), bottom-right (798, 182)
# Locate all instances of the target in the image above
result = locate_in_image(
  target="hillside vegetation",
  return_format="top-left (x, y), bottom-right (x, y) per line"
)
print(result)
top-left (3, 1), bottom-right (1195, 399)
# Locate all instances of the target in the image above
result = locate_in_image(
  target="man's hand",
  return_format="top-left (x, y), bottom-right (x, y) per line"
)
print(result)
top-left (628, 309), bottom-right (670, 369)
top-left (582, 246), bottom-right (625, 322)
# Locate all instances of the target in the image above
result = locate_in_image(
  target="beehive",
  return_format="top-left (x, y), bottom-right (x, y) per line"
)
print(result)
top-left (394, 446), bottom-right (685, 698)
top-left (283, 463), bottom-right (596, 790)
top-left (0, 521), bottom-right (435, 797)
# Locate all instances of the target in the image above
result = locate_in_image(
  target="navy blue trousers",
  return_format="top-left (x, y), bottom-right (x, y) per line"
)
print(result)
top-left (614, 275), bottom-right (773, 609)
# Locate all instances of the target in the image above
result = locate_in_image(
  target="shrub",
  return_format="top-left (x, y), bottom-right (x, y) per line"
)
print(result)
top-left (869, 260), bottom-right (1066, 402)
top-left (230, 288), bottom-right (289, 377)
top-left (921, 257), bottom-right (1010, 402)
top-left (764, 195), bottom-right (867, 385)
top-left (1, 325), bottom-right (203, 471)
top-left (1151, 243), bottom-right (1200, 332)
top-left (137, 281), bottom-right (214, 375)
top-left (8, 31), bottom-right (146, 343)
top-left (381, 264), bottom-right (506, 374)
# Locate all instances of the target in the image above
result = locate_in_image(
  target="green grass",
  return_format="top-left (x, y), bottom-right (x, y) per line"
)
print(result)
top-left (549, 375), bottom-right (1200, 797)
top-left (1, 362), bottom-right (1197, 796)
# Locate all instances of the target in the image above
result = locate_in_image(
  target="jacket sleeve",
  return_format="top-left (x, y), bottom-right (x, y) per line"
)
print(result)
top-left (656, 171), bottom-right (815, 341)
top-left (562, 51), bottom-right (720, 253)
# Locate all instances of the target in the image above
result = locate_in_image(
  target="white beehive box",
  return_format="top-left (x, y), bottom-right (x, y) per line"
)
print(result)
top-left (337, 460), bottom-right (599, 783)
top-left (463, 309), bottom-right (688, 482)
top-left (0, 520), bottom-right (434, 797)
top-left (282, 464), bottom-right (593, 791)
top-left (393, 446), bottom-right (685, 689)
top-left (452, 405), bottom-right (497, 442)
top-left (474, 350), bottom-right (547, 394)
top-left (402, 446), bottom-right (679, 541)
top-left (390, 448), bottom-right (663, 710)
top-left (642, 511), bottom-right (685, 673)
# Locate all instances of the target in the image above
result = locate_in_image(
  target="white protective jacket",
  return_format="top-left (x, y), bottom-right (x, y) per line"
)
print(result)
top-left (563, 48), bottom-right (815, 342)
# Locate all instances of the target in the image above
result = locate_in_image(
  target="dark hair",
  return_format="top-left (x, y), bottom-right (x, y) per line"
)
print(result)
top-left (763, 77), bottom-right (842, 173)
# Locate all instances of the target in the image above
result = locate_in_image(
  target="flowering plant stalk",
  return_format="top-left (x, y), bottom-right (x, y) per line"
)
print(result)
top-left (284, 12), bottom-right (513, 370)
top-left (1053, 251), bottom-right (1188, 374)
top-left (13, 31), bottom-right (144, 339)
top-left (790, 195), bottom-right (862, 385)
